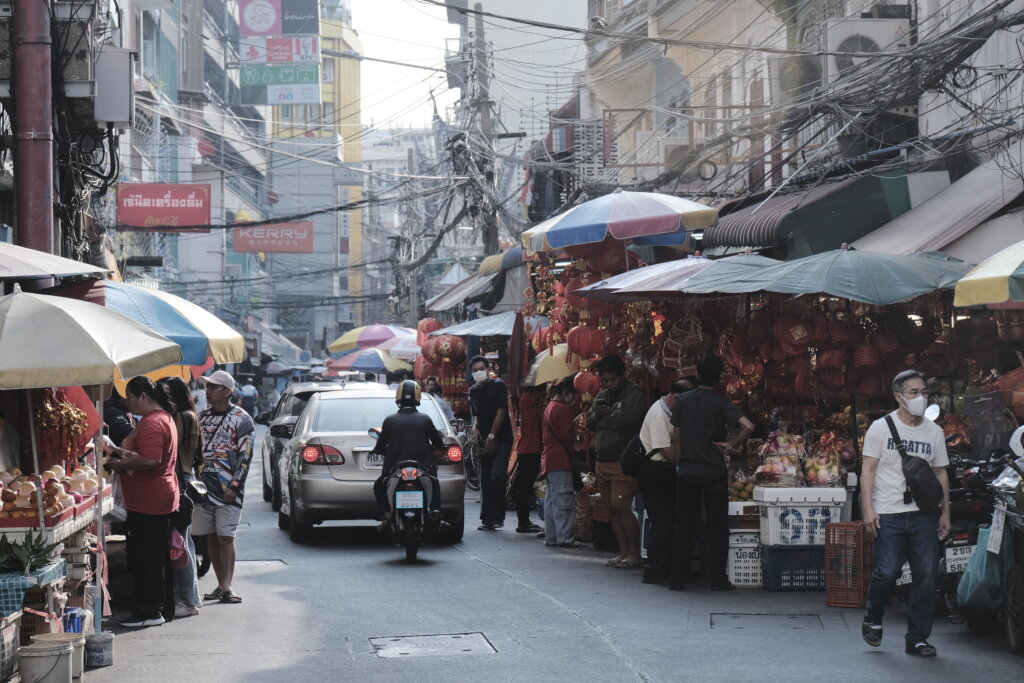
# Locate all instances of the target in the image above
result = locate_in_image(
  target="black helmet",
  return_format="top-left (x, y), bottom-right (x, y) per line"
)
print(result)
top-left (395, 379), bottom-right (421, 407)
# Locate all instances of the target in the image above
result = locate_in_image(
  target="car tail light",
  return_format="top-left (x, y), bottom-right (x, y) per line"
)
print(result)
top-left (442, 445), bottom-right (463, 463)
top-left (301, 444), bottom-right (345, 465)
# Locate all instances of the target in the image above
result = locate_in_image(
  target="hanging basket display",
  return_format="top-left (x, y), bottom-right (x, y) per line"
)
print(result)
top-left (853, 343), bottom-right (881, 369)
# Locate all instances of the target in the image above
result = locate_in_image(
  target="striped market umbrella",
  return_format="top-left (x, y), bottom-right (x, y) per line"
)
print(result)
top-left (327, 324), bottom-right (414, 354)
top-left (326, 348), bottom-right (412, 374)
top-left (521, 189), bottom-right (717, 253)
top-left (376, 335), bottom-right (422, 361)
top-left (953, 239), bottom-right (1024, 307)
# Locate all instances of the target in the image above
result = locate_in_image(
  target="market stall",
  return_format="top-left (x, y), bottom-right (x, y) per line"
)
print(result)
top-left (0, 290), bottom-right (182, 668)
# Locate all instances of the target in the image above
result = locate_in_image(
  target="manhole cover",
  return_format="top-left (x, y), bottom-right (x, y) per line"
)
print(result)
top-left (710, 613), bottom-right (823, 630)
top-left (370, 633), bottom-right (495, 658)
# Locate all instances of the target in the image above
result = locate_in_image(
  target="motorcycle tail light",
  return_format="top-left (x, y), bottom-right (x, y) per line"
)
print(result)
top-left (443, 445), bottom-right (463, 463)
top-left (400, 467), bottom-right (421, 480)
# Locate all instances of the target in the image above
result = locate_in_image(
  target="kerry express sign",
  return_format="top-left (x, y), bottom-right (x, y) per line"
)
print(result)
top-left (116, 183), bottom-right (212, 232)
top-left (232, 221), bottom-right (314, 253)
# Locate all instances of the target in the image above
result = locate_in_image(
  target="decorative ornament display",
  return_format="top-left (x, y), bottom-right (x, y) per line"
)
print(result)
top-left (566, 324), bottom-right (605, 369)
top-left (35, 390), bottom-right (89, 467)
top-left (573, 371), bottom-right (601, 403)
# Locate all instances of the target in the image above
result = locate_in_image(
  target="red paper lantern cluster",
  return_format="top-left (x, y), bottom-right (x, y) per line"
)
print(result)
top-left (567, 323), bottom-right (605, 369)
top-left (573, 370), bottom-right (601, 403)
top-left (417, 318), bottom-right (442, 346)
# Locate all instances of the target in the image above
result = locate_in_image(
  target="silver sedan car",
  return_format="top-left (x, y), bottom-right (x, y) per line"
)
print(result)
top-left (275, 386), bottom-right (466, 543)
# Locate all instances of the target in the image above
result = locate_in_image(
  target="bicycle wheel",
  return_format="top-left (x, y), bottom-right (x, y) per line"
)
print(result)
top-left (464, 442), bottom-right (481, 491)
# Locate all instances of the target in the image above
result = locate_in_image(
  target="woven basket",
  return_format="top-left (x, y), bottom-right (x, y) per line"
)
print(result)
top-left (855, 372), bottom-right (885, 397)
top-left (817, 349), bottom-right (846, 371)
top-left (820, 370), bottom-right (846, 388)
top-left (853, 343), bottom-right (881, 369)
top-left (830, 319), bottom-right (862, 348)
top-left (810, 316), bottom-right (830, 346)
top-left (873, 331), bottom-right (901, 357)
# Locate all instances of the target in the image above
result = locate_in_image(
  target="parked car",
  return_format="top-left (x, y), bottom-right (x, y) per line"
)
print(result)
top-left (274, 386), bottom-right (466, 543)
top-left (254, 381), bottom-right (342, 511)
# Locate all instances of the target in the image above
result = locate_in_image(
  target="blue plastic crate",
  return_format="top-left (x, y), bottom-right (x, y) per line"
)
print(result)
top-left (761, 545), bottom-right (825, 591)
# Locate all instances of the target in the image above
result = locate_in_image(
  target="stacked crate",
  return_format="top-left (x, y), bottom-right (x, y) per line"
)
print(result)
top-left (824, 522), bottom-right (874, 607)
top-left (754, 487), bottom-right (847, 591)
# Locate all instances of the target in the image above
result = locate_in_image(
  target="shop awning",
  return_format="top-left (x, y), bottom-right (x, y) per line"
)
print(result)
top-left (479, 246), bottom-right (525, 276)
top-left (425, 271), bottom-right (496, 312)
top-left (942, 209), bottom-right (1024, 264)
top-left (431, 310), bottom-right (548, 337)
top-left (852, 143), bottom-right (1024, 256)
top-left (704, 174), bottom-right (905, 258)
top-left (261, 324), bottom-right (303, 362)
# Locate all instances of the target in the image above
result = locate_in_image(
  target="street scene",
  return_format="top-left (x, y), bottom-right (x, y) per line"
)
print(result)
top-left (0, 1), bottom-right (1023, 682)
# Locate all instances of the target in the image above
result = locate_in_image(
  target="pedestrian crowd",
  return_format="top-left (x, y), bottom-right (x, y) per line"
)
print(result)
top-left (103, 370), bottom-right (254, 628)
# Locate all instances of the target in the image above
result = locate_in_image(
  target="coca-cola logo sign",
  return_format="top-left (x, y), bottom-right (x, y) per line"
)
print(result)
top-left (116, 183), bottom-right (211, 232)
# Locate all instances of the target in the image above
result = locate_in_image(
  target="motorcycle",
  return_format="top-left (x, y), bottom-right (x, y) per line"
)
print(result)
top-left (993, 425), bottom-right (1024, 654)
top-left (368, 428), bottom-right (442, 563)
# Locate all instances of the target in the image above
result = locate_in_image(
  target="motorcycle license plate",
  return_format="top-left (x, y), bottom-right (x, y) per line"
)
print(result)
top-left (896, 562), bottom-right (912, 586)
top-left (395, 491), bottom-right (423, 509)
top-left (945, 544), bottom-right (975, 574)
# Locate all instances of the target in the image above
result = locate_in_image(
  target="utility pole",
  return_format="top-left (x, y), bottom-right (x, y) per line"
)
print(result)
top-left (13, 0), bottom-right (55, 255)
top-left (406, 147), bottom-right (419, 325)
top-left (473, 3), bottom-right (498, 255)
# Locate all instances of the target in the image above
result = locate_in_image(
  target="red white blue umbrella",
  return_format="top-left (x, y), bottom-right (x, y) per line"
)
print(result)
top-left (521, 189), bottom-right (717, 253)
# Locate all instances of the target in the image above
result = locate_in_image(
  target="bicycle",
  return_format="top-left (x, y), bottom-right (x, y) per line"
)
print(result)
top-left (463, 439), bottom-right (481, 491)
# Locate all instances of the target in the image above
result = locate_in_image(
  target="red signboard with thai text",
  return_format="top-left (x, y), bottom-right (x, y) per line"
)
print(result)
top-left (116, 183), bottom-right (212, 231)
top-left (232, 221), bottom-right (314, 253)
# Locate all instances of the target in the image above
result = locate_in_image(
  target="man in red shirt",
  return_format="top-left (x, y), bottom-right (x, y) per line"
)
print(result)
top-left (542, 377), bottom-right (584, 547)
top-left (513, 386), bottom-right (545, 534)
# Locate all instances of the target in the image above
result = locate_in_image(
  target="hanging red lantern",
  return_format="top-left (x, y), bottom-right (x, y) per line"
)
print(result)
top-left (532, 326), bottom-right (554, 354)
top-left (548, 294), bottom-right (567, 321)
top-left (587, 297), bottom-right (612, 323)
top-left (566, 323), bottom-right (605, 368)
top-left (565, 272), bottom-right (599, 311)
top-left (548, 320), bottom-right (566, 347)
top-left (434, 334), bottom-right (466, 366)
top-left (573, 370), bottom-right (602, 403)
top-left (414, 355), bottom-right (438, 381)
top-left (417, 318), bottom-right (443, 346)
top-left (421, 336), bottom-right (441, 365)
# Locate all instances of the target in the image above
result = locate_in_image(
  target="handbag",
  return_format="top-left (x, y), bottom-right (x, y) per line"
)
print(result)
top-left (619, 434), bottom-right (657, 477)
top-left (169, 528), bottom-right (189, 571)
top-left (884, 416), bottom-right (944, 513)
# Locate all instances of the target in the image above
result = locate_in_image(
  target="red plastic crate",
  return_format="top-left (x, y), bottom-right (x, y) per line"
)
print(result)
top-left (825, 522), bottom-right (874, 608)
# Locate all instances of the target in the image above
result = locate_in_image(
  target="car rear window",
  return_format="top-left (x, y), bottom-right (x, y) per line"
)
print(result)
top-left (278, 394), bottom-right (308, 418)
top-left (313, 397), bottom-right (447, 432)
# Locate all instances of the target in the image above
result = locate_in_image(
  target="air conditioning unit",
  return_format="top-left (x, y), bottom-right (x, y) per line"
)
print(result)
top-left (660, 138), bottom-right (691, 167)
top-left (768, 55), bottom-right (822, 109)
top-left (224, 264), bottom-right (243, 279)
top-left (823, 18), bottom-right (909, 85)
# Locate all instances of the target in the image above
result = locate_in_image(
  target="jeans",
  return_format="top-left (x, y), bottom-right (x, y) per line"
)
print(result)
top-left (479, 440), bottom-right (511, 526)
top-left (515, 453), bottom-right (541, 527)
top-left (126, 510), bottom-right (172, 619)
top-left (637, 460), bottom-right (676, 579)
top-left (175, 525), bottom-right (200, 608)
top-left (670, 474), bottom-right (729, 587)
top-left (544, 470), bottom-right (575, 545)
top-left (865, 511), bottom-right (941, 644)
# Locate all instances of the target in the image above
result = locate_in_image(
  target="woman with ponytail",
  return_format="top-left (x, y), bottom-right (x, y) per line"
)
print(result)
top-left (158, 375), bottom-right (204, 617)
top-left (110, 376), bottom-right (180, 627)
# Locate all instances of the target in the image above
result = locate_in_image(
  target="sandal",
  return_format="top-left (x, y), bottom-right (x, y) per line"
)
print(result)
top-left (604, 556), bottom-right (625, 567)
top-left (558, 541), bottom-right (586, 548)
top-left (219, 590), bottom-right (242, 604)
top-left (203, 588), bottom-right (223, 601)
top-left (614, 559), bottom-right (644, 569)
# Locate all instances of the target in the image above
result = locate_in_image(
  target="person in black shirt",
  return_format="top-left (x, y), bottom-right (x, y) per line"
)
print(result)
top-left (372, 381), bottom-right (446, 523)
top-left (668, 356), bottom-right (753, 591)
top-left (468, 355), bottom-right (513, 530)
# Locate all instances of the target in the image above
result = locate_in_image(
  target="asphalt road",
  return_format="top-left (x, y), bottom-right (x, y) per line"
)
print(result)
top-left (83, 425), bottom-right (1022, 682)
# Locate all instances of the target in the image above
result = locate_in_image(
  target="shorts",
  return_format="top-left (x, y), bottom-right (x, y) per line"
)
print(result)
top-left (191, 503), bottom-right (243, 538)
top-left (595, 460), bottom-right (638, 510)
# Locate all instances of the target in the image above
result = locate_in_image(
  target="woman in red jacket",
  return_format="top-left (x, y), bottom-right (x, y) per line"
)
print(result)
top-left (542, 377), bottom-right (584, 548)
top-left (109, 376), bottom-right (179, 627)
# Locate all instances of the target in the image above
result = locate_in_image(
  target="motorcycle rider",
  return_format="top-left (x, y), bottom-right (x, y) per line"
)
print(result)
top-left (372, 380), bottom-right (446, 532)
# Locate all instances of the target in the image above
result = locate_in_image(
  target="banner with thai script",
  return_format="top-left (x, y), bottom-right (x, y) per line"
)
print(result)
top-left (116, 183), bottom-right (211, 231)
top-left (232, 221), bottom-right (314, 253)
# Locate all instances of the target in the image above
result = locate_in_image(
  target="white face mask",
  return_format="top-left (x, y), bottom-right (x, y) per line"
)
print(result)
top-left (901, 394), bottom-right (927, 417)
top-left (472, 370), bottom-right (488, 383)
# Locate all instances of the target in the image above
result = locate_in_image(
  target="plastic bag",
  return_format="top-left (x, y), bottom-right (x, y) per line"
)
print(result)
top-left (956, 527), bottom-right (1012, 610)
top-left (109, 473), bottom-right (127, 522)
top-left (803, 432), bottom-right (847, 487)
top-left (729, 468), bottom-right (755, 501)
top-left (754, 431), bottom-right (805, 487)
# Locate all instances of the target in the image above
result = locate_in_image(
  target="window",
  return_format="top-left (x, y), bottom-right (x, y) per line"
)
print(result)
top-left (279, 105), bottom-right (293, 123)
top-left (314, 397), bottom-right (446, 432)
top-left (703, 75), bottom-right (718, 140)
top-left (322, 102), bottom-right (335, 125)
top-left (141, 11), bottom-right (159, 78)
top-left (323, 59), bottom-right (335, 84)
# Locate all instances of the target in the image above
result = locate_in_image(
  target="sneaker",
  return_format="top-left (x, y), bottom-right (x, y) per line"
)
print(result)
top-left (119, 614), bottom-right (165, 628)
top-left (174, 603), bottom-right (200, 618)
top-left (516, 523), bottom-right (543, 533)
top-left (862, 621), bottom-right (883, 647)
top-left (477, 523), bottom-right (496, 531)
top-left (905, 641), bottom-right (936, 657)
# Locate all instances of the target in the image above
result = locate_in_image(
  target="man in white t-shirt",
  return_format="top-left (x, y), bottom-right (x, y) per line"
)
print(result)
top-left (860, 369), bottom-right (950, 658)
top-left (637, 377), bottom-right (695, 585)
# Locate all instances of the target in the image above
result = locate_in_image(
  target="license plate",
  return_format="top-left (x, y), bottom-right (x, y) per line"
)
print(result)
top-left (361, 452), bottom-right (384, 469)
top-left (395, 491), bottom-right (423, 509)
top-left (945, 544), bottom-right (975, 574)
top-left (896, 562), bottom-right (912, 586)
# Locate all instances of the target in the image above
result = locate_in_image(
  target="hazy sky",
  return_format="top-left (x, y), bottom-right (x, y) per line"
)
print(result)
top-left (350, 1), bottom-right (462, 129)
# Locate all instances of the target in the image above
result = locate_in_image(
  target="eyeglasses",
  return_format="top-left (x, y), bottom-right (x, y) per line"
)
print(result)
top-left (900, 389), bottom-right (930, 398)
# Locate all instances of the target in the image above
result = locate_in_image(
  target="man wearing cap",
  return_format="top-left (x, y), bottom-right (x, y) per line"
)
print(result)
top-left (195, 371), bottom-right (255, 605)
